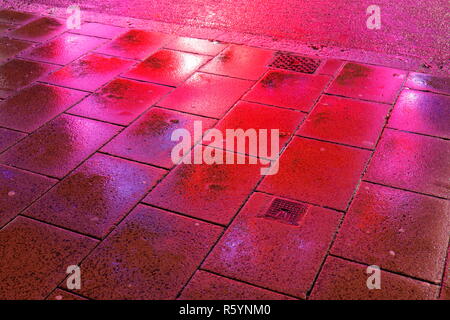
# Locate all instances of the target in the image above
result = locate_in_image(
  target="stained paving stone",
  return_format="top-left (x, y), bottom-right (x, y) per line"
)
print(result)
top-left (440, 286), bottom-right (450, 300)
top-left (0, 216), bottom-right (97, 299)
top-left (70, 22), bottom-right (125, 39)
top-left (179, 270), bottom-right (295, 300)
top-left (0, 23), bottom-right (15, 34)
top-left (208, 101), bottom-right (304, 157)
top-left (332, 182), bottom-right (449, 283)
top-left (0, 37), bottom-right (32, 62)
top-left (388, 89), bottom-right (450, 139)
top-left (364, 129), bottom-right (450, 198)
top-left (258, 137), bottom-right (371, 210)
top-left (143, 145), bottom-right (263, 225)
top-left (0, 128), bottom-right (26, 153)
top-left (159, 72), bottom-right (253, 118)
top-left (0, 59), bottom-right (57, 98)
top-left (326, 62), bottom-right (407, 104)
top-left (124, 49), bottom-right (210, 86)
top-left (318, 59), bottom-right (344, 76)
top-left (202, 192), bottom-right (342, 298)
top-left (243, 70), bottom-right (330, 111)
top-left (10, 17), bottom-right (65, 42)
top-left (0, 10), bottom-right (35, 24)
top-left (66, 205), bottom-right (222, 299)
top-left (309, 256), bottom-right (439, 300)
top-left (46, 289), bottom-right (86, 300)
top-left (95, 29), bottom-right (171, 60)
top-left (67, 78), bottom-right (171, 125)
top-left (165, 36), bottom-right (227, 56)
top-left (43, 53), bottom-right (135, 92)
top-left (200, 44), bottom-right (274, 80)
top-left (0, 83), bottom-right (87, 132)
top-left (102, 107), bottom-right (215, 168)
top-left (0, 114), bottom-right (120, 178)
top-left (20, 33), bottom-right (106, 65)
top-left (297, 95), bottom-right (390, 149)
top-left (406, 72), bottom-right (450, 95)
top-left (23, 153), bottom-right (166, 238)
top-left (0, 165), bottom-right (56, 227)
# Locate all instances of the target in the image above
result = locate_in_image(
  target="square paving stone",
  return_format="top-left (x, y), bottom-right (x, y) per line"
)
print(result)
top-left (388, 89), bottom-right (450, 139)
top-left (326, 62), bottom-right (407, 104)
top-left (165, 36), bottom-right (227, 56)
top-left (158, 72), bottom-right (254, 118)
top-left (0, 10), bottom-right (35, 24)
top-left (0, 59), bottom-right (57, 98)
top-left (202, 192), bottom-right (342, 298)
top-left (0, 37), bottom-right (32, 62)
top-left (0, 114), bottom-right (120, 178)
top-left (0, 23), bottom-right (16, 34)
top-left (200, 45), bottom-right (274, 80)
top-left (67, 205), bottom-right (222, 299)
top-left (179, 270), bottom-right (294, 300)
top-left (258, 137), bottom-right (371, 210)
top-left (143, 145), bottom-right (263, 225)
top-left (0, 83), bottom-right (87, 132)
top-left (0, 128), bottom-right (26, 153)
top-left (332, 182), bottom-right (449, 283)
top-left (70, 22), bottom-right (125, 39)
top-left (243, 70), bottom-right (330, 111)
top-left (364, 129), bottom-right (450, 198)
top-left (21, 33), bottom-right (106, 65)
top-left (0, 165), bottom-right (56, 227)
top-left (124, 49), bottom-right (210, 86)
top-left (309, 256), bottom-right (439, 300)
top-left (208, 101), bottom-right (304, 157)
top-left (43, 53), bottom-right (135, 92)
top-left (23, 153), bottom-right (166, 238)
top-left (67, 78), bottom-right (171, 125)
top-left (10, 17), bottom-right (65, 42)
top-left (297, 95), bottom-right (390, 149)
top-left (102, 107), bottom-right (215, 168)
top-left (0, 216), bottom-right (97, 299)
top-left (405, 72), bottom-right (450, 95)
top-left (95, 29), bottom-right (171, 60)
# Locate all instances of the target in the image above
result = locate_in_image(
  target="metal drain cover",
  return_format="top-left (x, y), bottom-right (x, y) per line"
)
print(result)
top-left (269, 53), bottom-right (321, 74)
top-left (263, 198), bottom-right (308, 226)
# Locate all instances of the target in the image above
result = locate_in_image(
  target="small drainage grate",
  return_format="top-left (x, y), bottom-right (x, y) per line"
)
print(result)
top-left (269, 53), bottom-right (321, 74)
top-left (263, 198), bottom-right (308, 226)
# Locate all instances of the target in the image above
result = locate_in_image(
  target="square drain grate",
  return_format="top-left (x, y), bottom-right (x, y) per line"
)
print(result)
top-left (269, 53), bottom-right (321, 74)
top-left (263, 198), bottom-right (308, 226)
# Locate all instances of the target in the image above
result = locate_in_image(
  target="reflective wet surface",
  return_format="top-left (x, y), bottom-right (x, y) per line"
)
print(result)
top-left (10, 17), bottom-right (65, 42)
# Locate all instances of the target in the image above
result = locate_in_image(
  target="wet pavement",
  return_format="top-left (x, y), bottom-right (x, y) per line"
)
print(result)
top-left (0, 8), bottom-right (448, 300)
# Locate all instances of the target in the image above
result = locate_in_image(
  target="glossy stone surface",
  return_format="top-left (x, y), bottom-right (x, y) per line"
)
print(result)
top-left (243, 70), bottom-right (330, 111)
top-left (388, 89), bottom-right (450, 139)
top-left (0, 216), bottom-right (97, 299)
top-left (209, 101), bottom-right (304, 157)
top-left (67, 78), bottom-right (171, 125)
top-left (202, 192), bottom-right (342, 298)
top-left (201, 45), bottom-right (273, 80)
top-left (332, 182), bottom-right (449, 283)
top-left (297, 95), bottom-right (390, 149)
top-left (102, 107), bottom-right (215, 168)
top-left (0, 114), bottom-right (120, 178)
top-left (405, 72), bottom-right (450, 95)
top-left (258, 137), bottom-right (371, 210)
top-left (310, 256), bottom-right (439, 300)
top-left (43, 53), bottom-right (135, 92)
top-left (0, 128), bottom-right (25, 153)
top-left (179, 271), bottom-right (294, 300)
top-left (159, 72), bottom-right (254, 118)
top-left (0, 165), bottom-right (56, 227)
top-left (0, 37), bottom-right (31, 62)
top-left (21, 33), bottom-right (106, 65)
top-left (10, 17), bottom-right (65, 42)
top-left (165, 37), bottom-right (227, 56)
top-left (144, 145), bottom-right (263, 225)
top-left (24, 154), bottom-right (166, 238)
top-left (96, 29), bottom-right (171, 60)
top-left (124, 49), bottom-right (210, 86)
top-left (327, 62), bottom-right (407, 103)
top-left (68, 205), bottom-right (222, 299)
top-left (0, 59), bottom-right (56, 98)
top-left (0, 84), bottom-right (87, 132)
top-left (318, 59), bottom-right (344, 76)
top-left (70, 22), bottom-right (125, 39)
top-left (365, 129), bottom-right (450, 198)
